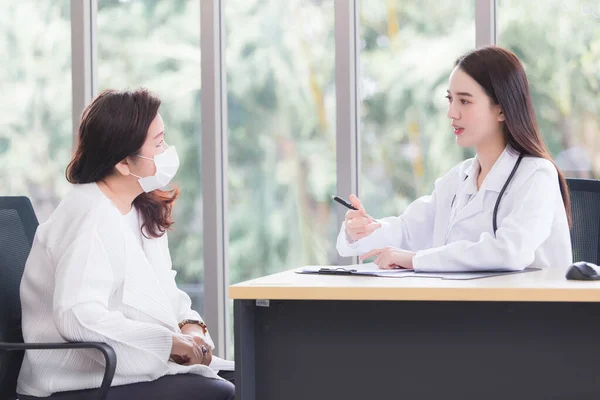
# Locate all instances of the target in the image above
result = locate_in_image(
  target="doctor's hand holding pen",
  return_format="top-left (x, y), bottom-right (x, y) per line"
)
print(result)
top-left (334, 194), bottom-right (415, 270)
top-left (337, 194), bottom-right (382, 242)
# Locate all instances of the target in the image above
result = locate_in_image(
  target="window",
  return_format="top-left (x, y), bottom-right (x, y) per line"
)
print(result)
top-left (98, 0), bottom-right (204, 312)
top-left (359, 0), bottom-right (475, 218)
top-left (498, 0), bottom-right (600, 178)
top-left (226, 0), bottom-right (337, 285)
top-left (0, 2), bottom-right (72, 222)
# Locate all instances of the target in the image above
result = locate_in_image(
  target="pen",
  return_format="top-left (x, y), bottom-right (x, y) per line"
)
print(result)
top-left (332, 196), bottom-right (358, 210)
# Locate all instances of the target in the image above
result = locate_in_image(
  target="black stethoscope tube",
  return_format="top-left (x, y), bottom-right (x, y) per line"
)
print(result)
top-left (450, 154), bottom-right (524, 237)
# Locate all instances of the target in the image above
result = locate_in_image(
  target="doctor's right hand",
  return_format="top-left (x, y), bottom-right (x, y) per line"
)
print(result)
top-left (344, 194), bottom-right (382, 242)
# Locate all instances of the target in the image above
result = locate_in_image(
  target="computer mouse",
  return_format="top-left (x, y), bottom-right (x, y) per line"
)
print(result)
top-left (566, 261), bottom-right (600, 280)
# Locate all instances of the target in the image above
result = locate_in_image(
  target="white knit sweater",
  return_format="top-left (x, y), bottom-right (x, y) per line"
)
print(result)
top-left (17, 183), bottom-right (220, 397)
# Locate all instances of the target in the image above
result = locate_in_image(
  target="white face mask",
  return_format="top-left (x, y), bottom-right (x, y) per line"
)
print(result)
top-left (131, 145), bottom-right (180, 192)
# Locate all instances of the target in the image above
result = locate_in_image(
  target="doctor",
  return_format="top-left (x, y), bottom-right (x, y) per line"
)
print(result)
top-left (337, 46), bottom-right (573, 272)
top-left (18, 89), bottom-right (234, 399)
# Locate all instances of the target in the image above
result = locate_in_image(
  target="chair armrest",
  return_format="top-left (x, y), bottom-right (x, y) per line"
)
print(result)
top-left (0, 341), bottom-right (116, 400)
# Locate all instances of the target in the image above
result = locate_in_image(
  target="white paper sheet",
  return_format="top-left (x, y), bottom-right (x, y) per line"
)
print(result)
top-left (379, 267), bottom-right (541, 280)
top-left (210, 356), bottom-right (235, 372)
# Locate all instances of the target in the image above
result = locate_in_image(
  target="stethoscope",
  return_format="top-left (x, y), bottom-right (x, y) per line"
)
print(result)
top-left (448, 153), bottom-right (524, 239)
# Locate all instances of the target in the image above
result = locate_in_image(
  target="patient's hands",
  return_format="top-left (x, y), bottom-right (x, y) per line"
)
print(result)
top-left (171, 334), bottom-right (212, 366)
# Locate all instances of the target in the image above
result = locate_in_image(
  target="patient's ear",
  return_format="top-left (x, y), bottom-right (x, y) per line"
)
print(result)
top-left (114, 158), bottom-right (132, 176)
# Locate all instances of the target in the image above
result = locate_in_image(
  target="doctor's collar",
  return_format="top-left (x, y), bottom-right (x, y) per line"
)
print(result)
top-left (463, 145), bottom-right (520, 193)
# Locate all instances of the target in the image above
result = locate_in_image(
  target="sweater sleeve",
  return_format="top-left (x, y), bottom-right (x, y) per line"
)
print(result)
top-left (160, 233), bottom-right (216, 350)
top-left (52, 229), bottom-right (173, 380)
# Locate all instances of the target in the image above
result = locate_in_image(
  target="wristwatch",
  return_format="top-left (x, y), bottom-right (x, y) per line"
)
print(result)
top-left (178, 319), bottom-right (208, 335)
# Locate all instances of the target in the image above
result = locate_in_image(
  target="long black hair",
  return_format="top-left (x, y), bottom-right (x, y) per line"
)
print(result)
top-left (455, 46), bottom-right (572, 227)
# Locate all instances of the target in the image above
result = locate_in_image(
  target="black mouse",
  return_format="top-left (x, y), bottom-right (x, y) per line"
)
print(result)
top-left (566, 261), bottom-right (600, 280)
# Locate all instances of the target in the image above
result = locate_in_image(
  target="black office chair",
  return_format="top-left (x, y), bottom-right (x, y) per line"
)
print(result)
top-left (566, 178), bottom-right (600, 265)
top-left (0, 197), bottom-right (116, 400)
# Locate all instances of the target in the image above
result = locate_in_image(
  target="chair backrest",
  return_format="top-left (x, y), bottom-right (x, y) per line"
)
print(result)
top-left (566, 178), bottom-right (600, 265)
top-left (0, 197), bottom-right (39, 399)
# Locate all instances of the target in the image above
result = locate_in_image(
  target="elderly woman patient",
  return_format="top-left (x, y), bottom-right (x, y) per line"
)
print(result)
top-left (17, 89), bottom-right (235, 400)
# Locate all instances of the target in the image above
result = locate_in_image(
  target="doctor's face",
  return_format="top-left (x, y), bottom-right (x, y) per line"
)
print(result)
top-left (128, 112), bottom-right (167, 178)
top-left (446, 67), bottom-right (504, 148)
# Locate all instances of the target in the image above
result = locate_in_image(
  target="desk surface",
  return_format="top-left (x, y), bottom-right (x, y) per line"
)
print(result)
top-left (229, 266), bottom-right (600, 302)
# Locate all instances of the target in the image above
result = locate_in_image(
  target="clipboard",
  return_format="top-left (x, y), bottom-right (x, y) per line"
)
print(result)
top-left (296, 264), bottom-right (542, 280)
top-left (296, 263), bottom-right (413, 277)
top-left (300, 267), bottom-right (360, 276)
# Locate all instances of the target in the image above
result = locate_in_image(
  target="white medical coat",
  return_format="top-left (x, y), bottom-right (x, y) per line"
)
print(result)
top-left (337, 146), bottom-right (572, 272)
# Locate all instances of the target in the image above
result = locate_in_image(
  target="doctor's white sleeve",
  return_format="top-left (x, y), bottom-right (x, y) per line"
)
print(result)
top-left (160, 234), bottom-right (216, 350)
top-left (336, 181), bottom-right (440, 257)
top-left (412, 165), bottom-right (559, 272)
top-left (52, 230), bottom-right (173, 380)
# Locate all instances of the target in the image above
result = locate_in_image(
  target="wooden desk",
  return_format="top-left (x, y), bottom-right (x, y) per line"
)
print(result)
top-left (230, 267), bottom-right (600, 400)
top-left (230, 266), bottom-right (600, 302)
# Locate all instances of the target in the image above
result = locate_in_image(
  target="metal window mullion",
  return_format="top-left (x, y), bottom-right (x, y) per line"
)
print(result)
top-left (200, 0), bottom-right (229, 359)
top-left (475, 0), bottom-right (497, 47)
top-left (70, 0), bottom-right (97, 150)
top-left (335, 0), bottom-right (360, 266)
